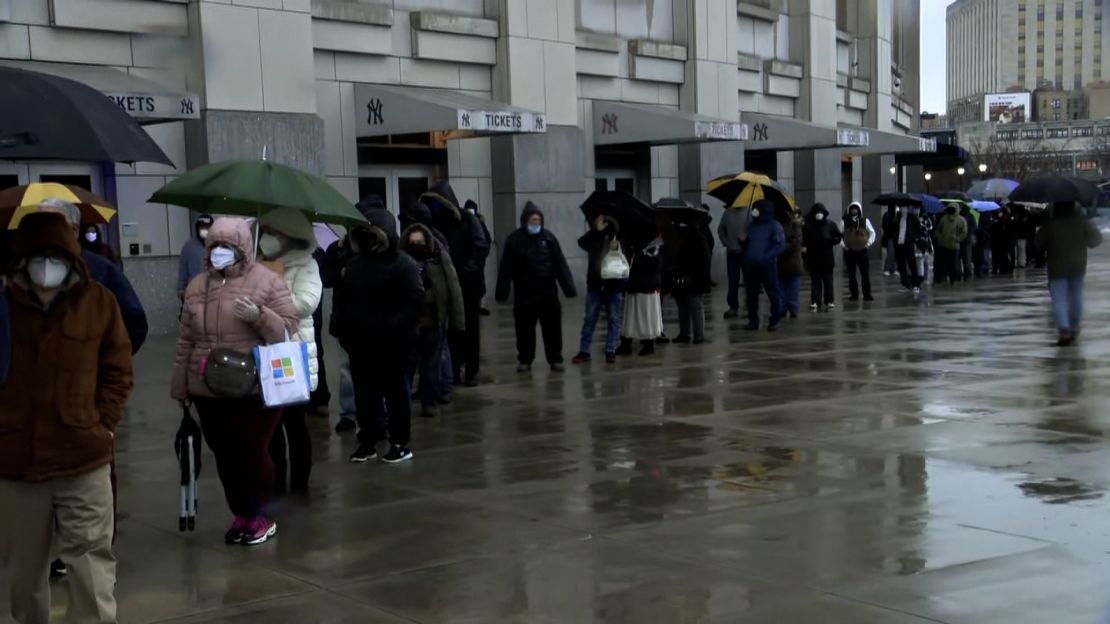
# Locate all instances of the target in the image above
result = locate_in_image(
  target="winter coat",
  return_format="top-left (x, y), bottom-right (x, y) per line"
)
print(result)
top-left (0, 212), bottom-right (133, 482)
top-left (778, 216), bottom-right (805, 278)
top-left (1034, 206), bottom-right (1104, 278)
top-left (172, 218), bottom-right (299, 401)
top-left (892, 209), bottom-right (924, 249)
top-left (960, 209), bottom-right (978, 246)
top-left (463, 199), bottom-right (493, 294)
top-left (803, 204), bottom-right (843, 273)
top-left (401, 223), bottom-right (466, 332)
top-left (841, 203), bottom-right (876, 251)
top-left (259, 208), bottom-right (322, 391)
top-left (935, 212), bottom-right (969, 251)
top-left (717, 206), bottom-right (752, 253)
top-left (331, 209), bottom-right (425, 359)
top-left (421, 181), bottom-right (492, 282)
top-left (742, 204), bottom-right (786, 267)
top-left (578, 216), bottom-right (626, 293)
top-left (625, 240), bottom-right (663, 294)
top-left (177, 213), bottom-right (213, 293)
top-left (495, 202), bottom-right (577, 305)
top-left (84, 249), bottom-right (147, 354)
top-left (662, 220), bottom-right (712, 296)
top-left (880, 208), bottom-right (899, 246)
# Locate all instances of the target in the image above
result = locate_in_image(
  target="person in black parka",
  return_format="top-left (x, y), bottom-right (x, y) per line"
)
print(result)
top-left (495, 202), bottom-right (577, 372)
top-left (802, 203), bottom-right (842, 310)
top-left (661, 211), bottom-right (712, 344)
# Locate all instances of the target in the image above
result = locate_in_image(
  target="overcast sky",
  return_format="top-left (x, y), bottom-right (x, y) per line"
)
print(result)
top-left (920, 0), bottom-right (956, 114)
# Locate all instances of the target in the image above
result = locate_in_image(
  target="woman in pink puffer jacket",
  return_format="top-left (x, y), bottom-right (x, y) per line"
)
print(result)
top-left (172, 217), bottom-right (297, 546)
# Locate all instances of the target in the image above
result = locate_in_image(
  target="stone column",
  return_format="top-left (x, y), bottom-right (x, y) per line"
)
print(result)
top-left (490, 0), bottom-right (586, 279)
top-left (184, 0), bottom-right (323, 174)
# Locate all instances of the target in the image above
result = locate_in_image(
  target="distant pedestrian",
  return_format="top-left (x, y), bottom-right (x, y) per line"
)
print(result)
top-left (934, 202), bottom-right (968, 286)
top-left (718, 203), bottom-right (752, 319)
top-left (662, 205), bottom-right (712, 344)
top-left (775, 205), bottom-right (804, 318)
top-left (959, 203), bottom-right (977, 280)
top-left (803, 203), bottom-right (842, 310)
top-left (841, 201), bottom-right (875, 301)
top-left (177, 213), bottom-right (214, 300)
top-left (1035, 201), bottom-right (1103, 346)
top-left (741, 199), bottom-right (785, 331)
top-left (496, 202), bottom-right (577, 372)
top-left (617, 238), bottom-right (664, 356)
top-left (991, 205), bottom-right (1016, 274)
top-left (455, 199), bottom-right (492, 386)
top-left (893, 204), bottom-right (925, 292)
top-left (80, 224), bottom-right (117, 264)
top-left (881, 205), bottom-right (898, 276)
top-left (573, 215), bottom-right (625, 364)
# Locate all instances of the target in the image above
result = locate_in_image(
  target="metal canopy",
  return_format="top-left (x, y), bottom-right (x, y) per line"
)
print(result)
top-left (592, 100), bottom-right (746, 145)
top-left (838, 125), bottom-right (937, 155)
top-left (0, 60), bottom-right (200, 125)
top-left (353, 84), bottom-right (547, 138)
top-left (741, 112), bottom-right (839, 151)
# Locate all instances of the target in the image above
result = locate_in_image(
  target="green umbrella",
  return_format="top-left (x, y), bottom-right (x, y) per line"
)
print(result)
top-left (149, 159), bottom-right (366, 226)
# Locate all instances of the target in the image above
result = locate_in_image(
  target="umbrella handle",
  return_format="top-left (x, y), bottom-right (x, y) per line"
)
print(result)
top-left (187, 437), bottom-right (197, 518)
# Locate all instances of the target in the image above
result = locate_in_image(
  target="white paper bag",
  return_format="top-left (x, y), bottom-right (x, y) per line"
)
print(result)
top-left (254, 337), bottom-right (312, 408)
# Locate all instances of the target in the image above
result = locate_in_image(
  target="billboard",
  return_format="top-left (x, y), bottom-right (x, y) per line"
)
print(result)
top-left (984, 92), bottom-right (1031, 124)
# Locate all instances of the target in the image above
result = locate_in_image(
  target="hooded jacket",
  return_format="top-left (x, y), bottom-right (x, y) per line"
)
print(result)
top-left (880, 206), bottom-right (899, 246)
top-left (172, 218), bottom-right (299, 400)
top-left (717, 205), bottom-right (752, 253)
top-left (0, 212), bottom-right (133, 482)
top-left (661, 214), bottom-right (712, 296)
top-left (420, 181), bottom-right (492, 282)
top-left (741, 200), bottom-right (786, 267)
top-left (495, 202), bottom-right (577, 305)
top-left (841, 202), bottom-right (876, 251)
top-left (178, 213), bottom-right (214, 292)
top-left (1034, 203), bottom-right (1104, 278)
top-left (577, 216), bottom-right (626, 293)
top-left (777, 210), bottom-right (805, 277)
top-left (259, 208), bottom-right (322, 390)
top-left (935, 208), bottom-right (969, 251)
top-left (401, 223), bottom-right (466, 332)
top-left (803, 203), bottom-right (843, 272)
top-left (332, 209), bottom-right (425, 357)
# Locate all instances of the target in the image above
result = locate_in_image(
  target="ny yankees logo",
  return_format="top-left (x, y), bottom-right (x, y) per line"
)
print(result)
top-left (180, 98), bottom-right (194, 115)
top-left (460, 112), bottom-right (472, 128)
top-left (601, 113), bottom-right (618, 134)
top-left (367, 98), bottom-right (384, 125)
top-left (752, 122), bottom-right (769, 141)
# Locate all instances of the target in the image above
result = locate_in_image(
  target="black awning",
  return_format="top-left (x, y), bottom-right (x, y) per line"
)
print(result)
top-left (896, 143), bottom-right (970, 169)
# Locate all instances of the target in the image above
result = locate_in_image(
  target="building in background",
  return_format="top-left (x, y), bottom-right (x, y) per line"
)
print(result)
top-left (0, 0), bottom-right (926, 333)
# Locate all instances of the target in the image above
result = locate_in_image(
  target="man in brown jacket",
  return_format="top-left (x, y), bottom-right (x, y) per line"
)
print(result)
top-left (0, 212), bottom-right (134, 624)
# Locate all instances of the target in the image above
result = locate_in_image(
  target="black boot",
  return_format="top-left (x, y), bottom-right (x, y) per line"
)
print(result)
top-left (615, 337), bottom-right (634, 356)
top-left (638, 340), bottom-right (655, 356)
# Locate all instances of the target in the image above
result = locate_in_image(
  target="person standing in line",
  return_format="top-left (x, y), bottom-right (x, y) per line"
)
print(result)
top-left (456, 199), bottom-right (492, 386)
top-left (741, 199), bottom-right (785, 331)
top-left (495, 203), bottom-right (577, 372)
top-left (80, 224), bottom-right (118, 265)
top-left (332, 209), bottom-right (424, 464)
top-left (257, 208), bottom-right (322, 497)
top-left (308, 247), bottom-right (331, 418)
top-left (573, 215), bottom-right (625, 365)
top-left (991, 204), bottom-right (1017, 274)
top-left (717, 203), bottom-right (752, 319)
top-left (880, 204), bottom-right (899, 276)
top-left (1012, 204), bottom-right (1032, 268)
top-left (775, 205), bottom-right (804, 319)
top-left (0, 212), bottom-right (133, 624)
top-left (841, 202), bottom-right (876, 302)
top-left (803, 203), bottom-right (842, 310)
top-left (172, 217), bottom-right (298, 546)
top-left (959, 203), bottom-right (977, 280)
top-left (661, 203), bottom-right (712, 344)
top-left (1035, 200), bottom-right (1103, 346)
top-left (894, 204), bottom-right (925, 293)
top-left (933, 202), bottom-right (968, 286)
top-left (616, 238), bottom-right (664, 356)
top-left (178, 213), bottom-right (214, 300)
top-left (400, 223), bottom-right (465, 418)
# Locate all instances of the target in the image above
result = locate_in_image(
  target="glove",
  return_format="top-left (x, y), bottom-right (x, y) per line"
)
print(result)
top-left (233, 297), bottom-right (261, 323)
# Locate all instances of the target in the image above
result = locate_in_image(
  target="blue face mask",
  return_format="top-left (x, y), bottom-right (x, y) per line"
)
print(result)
top-left (527, 223), bottom-right (542, 235)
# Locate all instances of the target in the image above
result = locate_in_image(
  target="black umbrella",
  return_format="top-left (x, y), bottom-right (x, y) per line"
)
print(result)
top-left (872, 192), bottom-right (923, 207)
top-left (1010, 175), bottom-right (1101, 205)
top-left (654, 197), bottom-right (709, 224)
top-left (0, 67), bottom-right (172, 165)
top-left (579, 191), bottom-right (657, 247)
top-left (174, 403), bottom-right (203, 532)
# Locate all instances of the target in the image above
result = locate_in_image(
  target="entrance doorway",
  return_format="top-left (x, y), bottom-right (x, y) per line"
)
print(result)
top-left (357, 165), bottom-right (437, 216)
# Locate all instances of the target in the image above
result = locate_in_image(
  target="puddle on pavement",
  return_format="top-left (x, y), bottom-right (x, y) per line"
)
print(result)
top-left (1017, 477), bottom-right (1105, 504)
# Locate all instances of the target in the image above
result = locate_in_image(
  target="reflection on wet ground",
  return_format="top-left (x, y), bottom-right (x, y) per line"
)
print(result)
top-left (9, 257), bottom-right (1110, 623)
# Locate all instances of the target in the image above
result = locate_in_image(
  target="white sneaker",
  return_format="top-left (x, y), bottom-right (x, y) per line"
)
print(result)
top-left (827, 303), bottom-right (836, 309)
top-left (809, 303), bottom-right (819, 311)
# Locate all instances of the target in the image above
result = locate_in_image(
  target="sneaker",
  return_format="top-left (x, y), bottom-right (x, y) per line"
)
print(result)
top-left (883, 271), bottom-right (892, 277)
top-left (723, 309), bottom-right (739, 319)
top-left (335, 417), bottom-right (356, 434)
top-left (516, 363), bottom-right (532, 373)
top-left (809, 303), bottom-right (819, 311)
top-left (50, 558), bottom-right (67, 578)
top-left (673, 335), bottom-right (692, 344)
top-left (572, 352), bottom-right (591, 364)
top-left (912, 287), bottom-right (922, 294)
top-left (224, 517), bottom-right (247, 544)
top-left (241, 517), bottom-right (277, 546)
top-left (550, 363), bottom-right (565, 372)
top-left (827, 302), bottom-right (836, 309)
top-left (1057, 331), bottom-right (1076, 347)
top-left (420, 404), bottom-right (440, 418)
top-left (383, 445), bottom-right (413, 464)
top-left (863, 296), bottom-right (874, 302)
top-left (789, 311), bottom-right (798, 319)
top-left (615, 339), bottom-right (634, 356)
top-left (655, 334), bottom-right (671, 344)
top-left (350, 444), bottom-right (378, 463)
top-left (605, 353), bottom-right (617, 364)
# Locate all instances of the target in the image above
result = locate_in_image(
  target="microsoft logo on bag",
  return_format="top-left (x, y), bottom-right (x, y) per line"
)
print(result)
top-left (271, 358), bottom-right (296, 379)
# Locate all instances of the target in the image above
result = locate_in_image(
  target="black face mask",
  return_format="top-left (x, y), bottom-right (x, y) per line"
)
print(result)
top-left (407, 243), bottom-right (430, 259)
top-left (946, 207), bottom-right (958, 215)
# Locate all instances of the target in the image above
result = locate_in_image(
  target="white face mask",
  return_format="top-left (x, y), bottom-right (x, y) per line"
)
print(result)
top-left (27, 256), bottom-right (70, 289)
top-left (85, 231), bottom-right (98, 243)
top-left (258, 233), bottom-right (284, 259)
top-left (210, 246), bottom-right (237, 270)
top-left (198, 228), bottom-right (209, 241)
top-left (815, 213), bottom-right (825, 221)
top-left (751, 208), bottom-right (761, 218)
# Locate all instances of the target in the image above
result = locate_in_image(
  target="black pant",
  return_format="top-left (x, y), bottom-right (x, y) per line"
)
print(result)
top-left (843, 250), bottom-right (872, 299)
top-left (309, 304), bottom-right (329, 408)
top-left (449, 281), bottom-right (483, 380)
top-left (992, 239), bottom-right (1014, 273)
top-left (743, 264), bottom-right (782, 326)
top-left (514, 299), bottom-right (563, 365)
top-left (193, 397), bottom-right (282, 517)
top-left (934, 247), bottom-right (959, 285)
top-left (895, 244), bottom-right (921, 289)
top-left (809, 269), bottom-right (834, 305)
top-left (349, 353), bottom-right (412, 448)
top-left (268, 406), bottom-right (311, 493)
top-left (674, 293), bottom-right (706, 341)
top-left (959, 241), bottom-right (974, 279)
top-left (409, 325), bottom-right (442, 408)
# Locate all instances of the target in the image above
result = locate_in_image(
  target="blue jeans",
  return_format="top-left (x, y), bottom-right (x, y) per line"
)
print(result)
top-left (1049, 274), bottom-right (1085, 332)
top-left (580, 290), bottom-right (624, 354)
top-left (726, 251), bottom-right (744, 311)
top-left (742, 264), bottom-right (782, 326)
top-left (779, 275), bottom-right (801, 316)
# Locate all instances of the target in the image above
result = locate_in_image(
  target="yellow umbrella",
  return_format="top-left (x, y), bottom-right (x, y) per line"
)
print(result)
top-left (707, 171), bottom-right (796, 211)
top-left (0, 182), bottom-right (117, 229)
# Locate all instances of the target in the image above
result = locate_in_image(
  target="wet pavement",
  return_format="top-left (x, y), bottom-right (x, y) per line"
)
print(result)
top-left (8, 255), bottom-right (1110, 623)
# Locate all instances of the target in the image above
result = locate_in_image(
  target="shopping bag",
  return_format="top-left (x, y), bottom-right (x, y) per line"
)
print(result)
top-left (253, 334), bottom-right (312, 408)
top-left (600, 243), bottom-right (631, 280)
